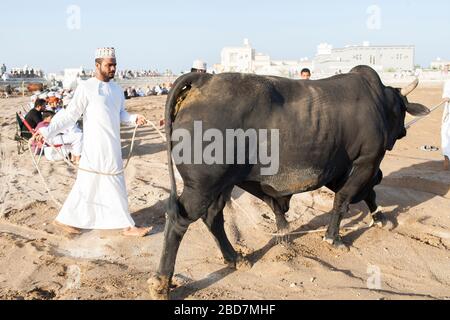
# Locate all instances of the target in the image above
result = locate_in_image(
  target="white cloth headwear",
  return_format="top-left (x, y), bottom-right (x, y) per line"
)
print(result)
top-left (95, 47), bottom-right (116, 59)
top-left (192, 59), bottom-right (207, 71)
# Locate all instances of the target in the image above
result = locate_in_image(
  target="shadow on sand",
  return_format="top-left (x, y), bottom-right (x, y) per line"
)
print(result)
top-left (163, 160), bottom-right (450, 298)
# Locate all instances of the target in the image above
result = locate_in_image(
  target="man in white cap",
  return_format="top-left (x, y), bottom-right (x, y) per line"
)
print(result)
top-left (191, 59), bottom-right (207, 73)
top-left (34, 47), bottom-right (151, 236)
top-left (442, 79), bottom-right (450, 170)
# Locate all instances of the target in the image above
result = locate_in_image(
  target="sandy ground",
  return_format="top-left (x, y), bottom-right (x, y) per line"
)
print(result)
top-left (0, 85), bottom-right (449, 300)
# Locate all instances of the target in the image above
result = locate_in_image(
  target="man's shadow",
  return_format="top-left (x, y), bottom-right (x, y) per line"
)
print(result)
top-left (131, 198), bottom-right (168, 235)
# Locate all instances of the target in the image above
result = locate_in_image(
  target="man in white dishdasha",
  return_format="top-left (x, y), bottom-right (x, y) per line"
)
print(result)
top-left (34, 47), bottom-right (151, 237)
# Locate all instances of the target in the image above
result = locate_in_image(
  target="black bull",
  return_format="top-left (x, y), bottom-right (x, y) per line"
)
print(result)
top-left (148, 65), bottom-right (430, 299)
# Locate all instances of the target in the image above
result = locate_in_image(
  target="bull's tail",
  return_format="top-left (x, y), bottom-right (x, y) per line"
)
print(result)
top-left (165, 72), bottom-right (211, 217)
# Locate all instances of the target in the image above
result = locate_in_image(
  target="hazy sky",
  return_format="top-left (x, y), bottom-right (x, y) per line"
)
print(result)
top-left (0, 0), bottom-right (449, 73)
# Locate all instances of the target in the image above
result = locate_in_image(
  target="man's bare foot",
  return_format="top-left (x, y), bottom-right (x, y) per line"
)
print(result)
top-left (122, 226), bottom-right (153, 237)
top-left (71, 157), bottom-right (80, 166)
top-left (444, 156), bottom-right (449, 171)
top-left (53, 221), bottom-right (82, 235)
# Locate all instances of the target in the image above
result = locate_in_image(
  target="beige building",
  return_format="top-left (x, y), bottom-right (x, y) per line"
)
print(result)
top-left (313, 42), bottom-right (415, 74)
top-left (216, 40), bottom-right (415, 78)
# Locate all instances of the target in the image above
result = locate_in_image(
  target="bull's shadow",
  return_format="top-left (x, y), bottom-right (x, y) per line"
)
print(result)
top-left (145, 160), bottom-right (449, 299)
top-left (248, 159), bottom-right (450, 263)
top-left (344, 159), bottom-right (450, 242)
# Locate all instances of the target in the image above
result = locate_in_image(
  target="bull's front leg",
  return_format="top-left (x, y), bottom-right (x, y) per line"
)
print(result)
top-left (323, 195), bottom-right (350, 251)
top-left (324, 163), bottom-right (378, 251)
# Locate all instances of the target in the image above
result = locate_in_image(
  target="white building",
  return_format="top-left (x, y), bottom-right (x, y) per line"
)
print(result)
top-left (217, 39), bottom-right (312, 78)
top-left (313, 42), bottom-right (415, 74)
top-left (217, 40), bottom-right (414, 78)
top-left (430, 58), bottom-right (450, 71)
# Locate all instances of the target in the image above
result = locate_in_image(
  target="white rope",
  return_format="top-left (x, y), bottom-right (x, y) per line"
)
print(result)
top-left (230, 198), bottom-right (370, 237)
top-left (405, 100), bottom-right (446, 130)
top-left (28, 120), bottom-right (163, 208)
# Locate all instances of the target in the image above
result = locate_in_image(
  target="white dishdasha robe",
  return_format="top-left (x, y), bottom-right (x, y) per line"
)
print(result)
top-left (39, 77), bottom-right (137, 229)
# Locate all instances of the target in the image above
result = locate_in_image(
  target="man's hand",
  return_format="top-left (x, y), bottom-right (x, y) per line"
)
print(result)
top-left (32, 131), bottom-right (44, 143)
top-left (444, 97), bottom-right (450, 103)
top-left (136, 115), bottom-right (147, 127)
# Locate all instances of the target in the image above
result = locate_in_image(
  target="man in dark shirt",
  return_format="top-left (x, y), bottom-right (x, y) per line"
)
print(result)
top-left (24, 98), bottom-right (46, 131)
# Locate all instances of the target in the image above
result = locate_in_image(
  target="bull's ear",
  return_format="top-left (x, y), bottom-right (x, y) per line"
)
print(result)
top-left (407, 103), bottom-right (430, 116)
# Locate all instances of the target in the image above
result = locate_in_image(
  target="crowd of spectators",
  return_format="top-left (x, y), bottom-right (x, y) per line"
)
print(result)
top-left (124, 83), bottom-right (172, 99)
top-left (1, 64), bottom-right (44, 80)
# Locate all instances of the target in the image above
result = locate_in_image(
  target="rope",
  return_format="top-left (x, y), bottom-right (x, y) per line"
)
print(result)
top-left (230, 198), bottom-right (370, 237)
top-left (28, 120), bottom-right (163, 208)
top-left (405, 100), bottom-right (446, 130)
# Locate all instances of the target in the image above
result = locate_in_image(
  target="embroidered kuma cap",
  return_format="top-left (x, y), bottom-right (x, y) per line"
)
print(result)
top-left (95, 47), bottom-right (116, 59)
top-left (192, 60), bottom-right (207, 71)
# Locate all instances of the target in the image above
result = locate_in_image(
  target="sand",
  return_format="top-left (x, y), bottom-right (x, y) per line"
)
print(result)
top-left (0, 86), bottom-right (449, 300)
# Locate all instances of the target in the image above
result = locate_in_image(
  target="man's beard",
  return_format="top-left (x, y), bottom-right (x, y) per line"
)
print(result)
top-left (100, 69), bottom-right (115, 80)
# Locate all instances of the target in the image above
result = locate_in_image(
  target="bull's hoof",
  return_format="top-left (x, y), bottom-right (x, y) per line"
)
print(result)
top-left (370, 218), bottom-right (384, 229)
top-left (236, 255), bottom-right (253, 271)
top-left (323, 235), bottom-right (350, 252)
top-left (369, 211), bottom-right (393, 229)
top-left (147, 274), bottom-right (170, 300)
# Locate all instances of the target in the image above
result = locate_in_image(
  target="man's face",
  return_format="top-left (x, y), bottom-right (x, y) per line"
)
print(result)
top-left (97, 58), bottom-right (117, 80)
top-left (301, 72), bottom-right (311, 80)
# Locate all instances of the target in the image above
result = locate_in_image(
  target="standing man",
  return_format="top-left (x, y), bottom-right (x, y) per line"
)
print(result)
top-left (35, 47), bottom-right (151, 236)
top-left (300, 68), bottom-right (311, 80)
top-left (24, 99), bottom-right (46, 137)
top-left (191, 60), bottom-right (207, 73)
top-left (442, 79), bottom-right (450, 170)
top-left (1, 63), bottom-right (6, 76)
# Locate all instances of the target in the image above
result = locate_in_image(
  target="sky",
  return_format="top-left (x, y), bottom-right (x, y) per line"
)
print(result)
top-left (0, 0), bottom-right (449, 73)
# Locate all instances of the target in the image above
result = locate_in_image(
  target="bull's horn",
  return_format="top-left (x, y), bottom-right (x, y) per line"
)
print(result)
top-left (401, 78), bottom-right (419, 97)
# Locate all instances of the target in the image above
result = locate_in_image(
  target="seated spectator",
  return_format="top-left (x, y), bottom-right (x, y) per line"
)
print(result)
top-left (145, 86), bottom-right (154, 96)
top-left (24, 99), bottom-right (46, 137)
top-left (47, 96), bottom-right (62, 112)
top-left (136, 87), bottom-right (145, 97)
top-left (154, 84), bottom-right (163, 96)
top-left (35, 111), bottom-right (83, 164)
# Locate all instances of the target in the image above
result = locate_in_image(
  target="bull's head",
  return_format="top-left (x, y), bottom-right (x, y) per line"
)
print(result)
top-left (385, 78), bottom-right (430, 150)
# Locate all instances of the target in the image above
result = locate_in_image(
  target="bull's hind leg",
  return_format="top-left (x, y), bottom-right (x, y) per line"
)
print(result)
top-left (365, 189), bottom-right (384, 228)
top-left (148, 189), bottom-right (210, 300)
top-left (202, 191), bottom-right (252, 270)
top-left (238, 182), bottom-right (291, 240)
top-left (324, 162), bottom-right (379, 251)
